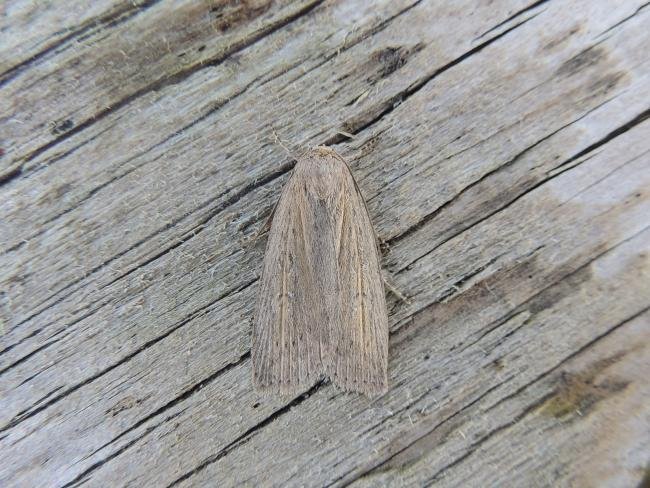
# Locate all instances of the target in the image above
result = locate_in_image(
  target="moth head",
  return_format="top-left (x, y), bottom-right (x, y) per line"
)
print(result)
top-left (312, 146), bottom-right (338, 158)
top-left (297, 148), bottom-right (347, 199)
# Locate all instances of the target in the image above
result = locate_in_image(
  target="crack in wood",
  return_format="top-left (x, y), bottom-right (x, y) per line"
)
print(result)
top-left (0, 335), bottom-right (63, 377)
top-left (8, 289), bottom-right (112, 344)
top-left (421, 304), bottom-right (650, 486)
top-left (10, 158), bottom-right (289, 331)
top-left (391, 107), bottom-right (639, 275)
top-left (0, 0), bottom-right (163, 87)
top-left (87, 351), bottom-right (250, 458)
top-left (324, 11), bottom-right (540, 147)
top-left (0, 327), bottom-right (44, 358)
top-left (10, 0), bottom-right (325, 172)
top-left (166, 379), bottom-right (327, 487)
top-left (0, 165), bottom-right (23, 187)
top-left (392, 221), bottom-right (649, 360)
top-left (60, 409), bottom-right (185, 488)
top-left (484, 301), bottom-right (650, 416)
top-left (348, 302), bottom-right (649, 487)
top-left (0, 278), bottom-right (257, 434)
top-left (8, 69), bottom-right (264, 192)
top-left (96, 165), bottom-right (295, 290)
top-left (389, 94), bottom-right (619, 262)
top-left (549, 106), bottom-right (650, 175)
top-left (337, 378), bottom-right (511, 486)
top-left (474, 0), bottom-right (552, 41)
top-left (596, 1), bottom-right (650, 37)
top-left (1, 124), bottom-right (123, 255)
top-left (271, 0), bottom-right (425, 90)
top-left (434, 253), bottom-right (504, 304)
top-left (557, 147), bottom-right (650, 206)
top-left (15, 359), bottom-right (60, 388)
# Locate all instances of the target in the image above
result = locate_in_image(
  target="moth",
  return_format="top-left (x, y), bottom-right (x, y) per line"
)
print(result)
top-left (252, 146), bottom-right (388, 396)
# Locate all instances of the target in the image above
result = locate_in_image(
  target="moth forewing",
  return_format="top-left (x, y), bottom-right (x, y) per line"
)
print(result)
top-left (252, 147), bottom-right (388, 396)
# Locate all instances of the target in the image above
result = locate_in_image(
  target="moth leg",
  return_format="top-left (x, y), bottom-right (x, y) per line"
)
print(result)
top-left (377, 235), bottom-right (390, 256)
top-left (383, 273), bottom-right (410, 304)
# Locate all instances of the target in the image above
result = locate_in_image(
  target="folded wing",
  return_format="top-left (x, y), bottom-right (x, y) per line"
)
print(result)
top-left (252, 153), bottom-right (388, 396)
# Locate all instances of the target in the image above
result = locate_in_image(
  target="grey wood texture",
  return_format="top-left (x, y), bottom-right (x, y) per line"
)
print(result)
top-left (1, 0), bottom-right (649, 486)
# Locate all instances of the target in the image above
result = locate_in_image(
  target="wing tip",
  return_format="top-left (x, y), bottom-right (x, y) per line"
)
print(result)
top-left (332, 378), bottom-right (388, 397)
top-left (252, 375), bottom-right (323, 396)
top-left (253, 373), bottom-right (388, 398)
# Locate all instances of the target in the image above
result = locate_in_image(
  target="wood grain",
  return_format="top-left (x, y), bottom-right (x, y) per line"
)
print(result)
top-left (1, 0), bottom-right (649, 486)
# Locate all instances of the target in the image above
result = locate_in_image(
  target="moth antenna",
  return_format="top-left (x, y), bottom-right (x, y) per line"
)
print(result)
top-left (272, 127), bottom-right (298, 160)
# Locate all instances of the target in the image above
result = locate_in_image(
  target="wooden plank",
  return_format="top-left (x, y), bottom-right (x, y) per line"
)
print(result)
top-left (1, 0), bottom-right (649, 486)
top-left (0, 0), bottom-right (128, 74)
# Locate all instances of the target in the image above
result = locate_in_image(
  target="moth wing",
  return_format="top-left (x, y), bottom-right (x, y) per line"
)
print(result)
top-left (252, 176), bottom-right (324, 394)
top-left (331, 170), bottom-right (389, 395)
top-left (252, 153), bottom-right (389, 397)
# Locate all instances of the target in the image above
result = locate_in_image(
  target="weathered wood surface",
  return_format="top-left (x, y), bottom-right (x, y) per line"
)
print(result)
top-left (1, 0), bottom-right (649, 486)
